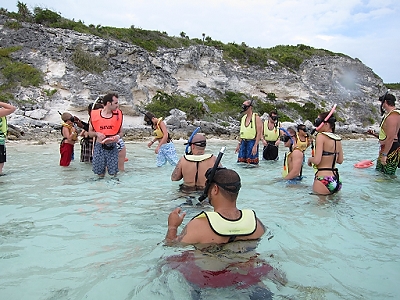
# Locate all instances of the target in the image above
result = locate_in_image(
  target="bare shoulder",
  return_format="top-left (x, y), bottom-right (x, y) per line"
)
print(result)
top-left (182, 217), bottom-right (218, 244)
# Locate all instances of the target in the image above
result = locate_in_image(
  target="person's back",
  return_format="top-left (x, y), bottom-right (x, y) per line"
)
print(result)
top-left (171, 133), bottom-right (216, 192)
top-left (179, 155), bottom-right (216, 188)
top-left (167, 167), bottom-right (265, 245)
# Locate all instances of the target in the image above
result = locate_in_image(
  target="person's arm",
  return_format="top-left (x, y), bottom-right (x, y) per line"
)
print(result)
top-left (62, 125), bottom-right (76, 143)
top-left (366, 129), bottom-right (379, 138)
top-left (235, 139), bottom-right (241, 153)
top-left (171, 159), bottom-right (183, 181)
top-left (275, 124), bottom-right (283, 146)
top-left (165, 207), bottom-right (187, 245)
top-left (252, 115), bottom-right (263, 154)
top-left (308, 134), bottom-right (324, 166)
top-left (336, 141), bottom-right (344, 164)
top-left (0, 102), bottom-right (16, 117)
top-left (88, 122), bottom-right (105, 140)
top-left (284, 150), bottom-right (303, 180)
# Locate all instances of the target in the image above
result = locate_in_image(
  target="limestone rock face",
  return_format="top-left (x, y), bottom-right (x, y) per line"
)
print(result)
top-left (0, 14), bottom-right (395, 140)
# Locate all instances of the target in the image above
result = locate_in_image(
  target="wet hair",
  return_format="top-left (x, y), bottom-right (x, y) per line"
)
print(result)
top-left (297, 124), bottom-right (306, 131)
top-left (61, 112), bottom-right (73, 122)
top-left (102, 93), bottom-right (118, 105)
top-left (269, 109), bottom-right (277, 116)
top-left (211, 168), bottom-right (241, 201)
top-left (381, 93), bottom-right (396, 106)
top-left (287, 127), bottom-right (296, 137)
top-left (88, 102), bottom-right (103, 114)
top-left (143, 111), bottom-right (155, 123)
top-left (319, 111), bottom-right (336, 133)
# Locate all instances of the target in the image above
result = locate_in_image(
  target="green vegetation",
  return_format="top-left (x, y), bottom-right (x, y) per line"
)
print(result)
top-left (43, 88), bottom-right (57, 97)
top-left (1, 3), bottom-right (345, 71)
top-left (384, 83), bottom-right (400, 90)
top-left (144, 91), bottom-right (205, 121)
top-left (0, 46), bottom-right (43, 93)
top-left (0, 3), bottom-right (380, 125)
top-left (72, 46), bottom-right (108, 73)
top-left (144, 90), bottom-right (325, 124)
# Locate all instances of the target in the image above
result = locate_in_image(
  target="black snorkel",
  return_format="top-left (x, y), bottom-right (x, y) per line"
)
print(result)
top-left (198, 146), bottom-right (226, 202)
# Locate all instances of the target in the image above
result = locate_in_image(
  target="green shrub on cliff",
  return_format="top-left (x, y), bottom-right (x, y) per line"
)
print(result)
top-left (0, 46), bottom-right (43, 88)
top-left (72, 46), bottom-right (108, 73)
top-left (1, 3), bottom-right (346, 71)
top-left (144, 91), bottom-right (205, 121)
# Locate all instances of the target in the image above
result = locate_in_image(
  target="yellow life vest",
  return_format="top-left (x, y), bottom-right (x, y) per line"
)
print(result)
top-left (0, 117), bottom-right (7, 144)
top-left (379, 109), bottom-right (400, 141)
top-left (263, 121), bottom-right (280, 141)
top-left (240, 113), bottom-right (257, 139)
top-left (296, 134), bottom-right (309, 151)
top-left (194, 209), bottom-right (257, 236)
top-left (184, 153), bottom-right (213, 162)
top-left (320, 132), bottom-right (341, 141)
top-left (0, 116), bottom-right (7, 136)
top-left (282, 147), bottom-right (303, 178)
top-left (61, 122), bottom-right (78, 141)
top-left (153, 117), bottom-right (164, 139)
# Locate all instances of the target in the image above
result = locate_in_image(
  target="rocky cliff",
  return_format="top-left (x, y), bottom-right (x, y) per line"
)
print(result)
top-left (0, 14), bottom-right (393, 141)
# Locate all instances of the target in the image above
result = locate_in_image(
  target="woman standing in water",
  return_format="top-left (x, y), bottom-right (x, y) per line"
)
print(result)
top-left (307, 110), bottom-right (344, 195)
top-left (144, 111), bottom-right (178, 167)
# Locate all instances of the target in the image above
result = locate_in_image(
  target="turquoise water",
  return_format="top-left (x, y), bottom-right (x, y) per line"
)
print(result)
top-left (1, 139), bottom-right (399, 299)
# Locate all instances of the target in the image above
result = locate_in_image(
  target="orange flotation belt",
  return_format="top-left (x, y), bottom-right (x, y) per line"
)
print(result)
top-left (354, 159), bottom-right (374, 168)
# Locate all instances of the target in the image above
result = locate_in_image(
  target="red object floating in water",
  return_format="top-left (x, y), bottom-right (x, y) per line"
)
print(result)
top-left (354, 160), bottom-right (374, 168)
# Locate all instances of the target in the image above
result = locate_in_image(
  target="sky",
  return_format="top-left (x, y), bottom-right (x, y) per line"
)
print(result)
top-left (2, 0), bottom-right (399, 83)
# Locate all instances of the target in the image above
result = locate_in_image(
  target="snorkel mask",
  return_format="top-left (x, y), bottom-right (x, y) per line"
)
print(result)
top-left (241, 100), bottom-right (253, 113)
top-left (184, 127), bottom-right (201, 154)
top-left (297, 125), bottom-right (308, 135)
top-left (279, 127), bottom-right (294, 145)
top-left (313, 104), bottom-right (337, 132)
top-left (270, 115), bottom-right (278, 121)
top-left (198, 147), bottom-right (226, 202)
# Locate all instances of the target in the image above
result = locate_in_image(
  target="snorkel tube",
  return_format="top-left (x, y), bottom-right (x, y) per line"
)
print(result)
top-left (198, 146), bottom-right (226, 202)
top-left (279, 127), bottom-right (294, 145)
top-left (185, 127), bottom-right (200, 154)
top-left (315, 104), bottom-right (337, 131)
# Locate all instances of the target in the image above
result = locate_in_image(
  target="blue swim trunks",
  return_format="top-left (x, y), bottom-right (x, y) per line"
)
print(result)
top-left (92, 142), bottom-right (119, 175)
top-left (237, 139), bottom-right (259, 165)
top-left (156, 142), bottom-right (178, 167)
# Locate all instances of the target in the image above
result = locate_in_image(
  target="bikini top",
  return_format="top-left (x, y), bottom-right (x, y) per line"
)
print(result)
top-left (318, 133), bottom-right (339, 171)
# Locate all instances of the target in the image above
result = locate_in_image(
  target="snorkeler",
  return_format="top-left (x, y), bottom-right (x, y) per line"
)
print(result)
top-left (144, 111), bottom-right (178, 167)
top-left (307, 107), bottom-right (344, 195)
top-left (235, 99), bottom-right (263, 165)
top-left (375, 92), bottom-right (400, 175)
top-left (166, 166), bottom-right (266, 244)
top-left (171, 132), bottom-right (218, 193)
top-left (261, 110), bottom-right (283, 160)
top-left (281, 127), bottom-right (304, 181)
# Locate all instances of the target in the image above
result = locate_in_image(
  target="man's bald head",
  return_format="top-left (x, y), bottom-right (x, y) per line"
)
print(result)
top-left (190, 133), bottom-right (207, 149)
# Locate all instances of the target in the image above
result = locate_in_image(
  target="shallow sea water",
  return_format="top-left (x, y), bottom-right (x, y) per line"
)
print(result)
top-left (1, 138), bottom-right (399, 300)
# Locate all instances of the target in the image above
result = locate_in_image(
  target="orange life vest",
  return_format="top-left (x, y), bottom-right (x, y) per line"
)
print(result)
top-left (90, 109), bottom-right (123, 136)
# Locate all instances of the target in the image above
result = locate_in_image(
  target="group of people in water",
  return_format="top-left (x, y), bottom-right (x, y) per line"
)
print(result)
top-left (52, 91), bottom-right (400, 196)
top-left (1, 91), bottom-right (399, 295)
